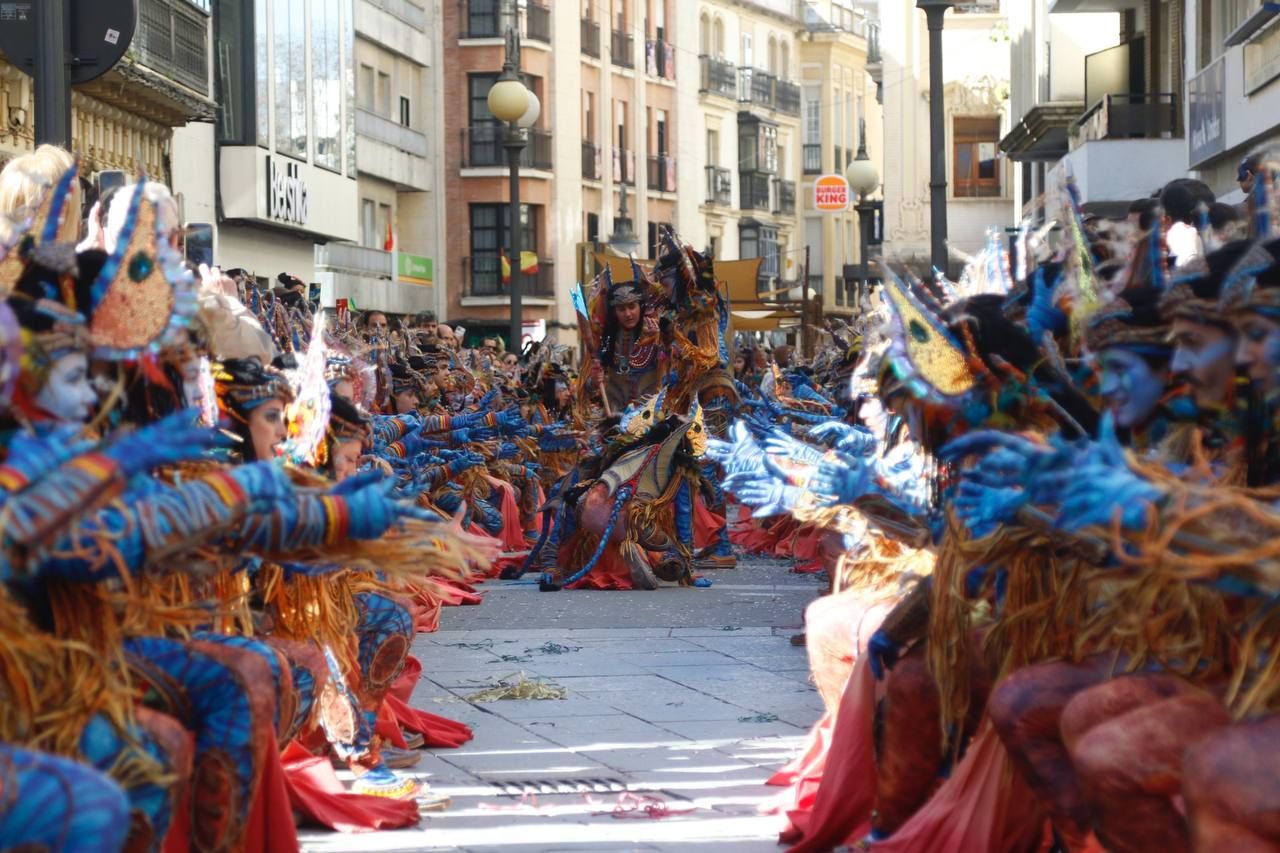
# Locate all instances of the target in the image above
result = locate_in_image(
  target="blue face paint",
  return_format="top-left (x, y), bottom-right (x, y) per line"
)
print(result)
top-left (1097, 348), bottom-right (1165, 429)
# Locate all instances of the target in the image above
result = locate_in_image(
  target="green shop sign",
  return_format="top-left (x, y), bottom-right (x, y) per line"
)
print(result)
top-left (398, 253), bottom-right (433, 285)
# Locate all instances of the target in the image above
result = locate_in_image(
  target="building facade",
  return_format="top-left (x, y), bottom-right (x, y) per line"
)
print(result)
top-left (879, 0), bottom-right (1013, 275)
top-left (1003, 0), bottom-right (1186, 219)
top-left (315, 0), bottom-right (445, 315)
top-left (797, 0), bottom-right (883, 318)
top-left (440, 0), bottom-right (705, 349)
top-left (695, 0), bottom-right (805, 300)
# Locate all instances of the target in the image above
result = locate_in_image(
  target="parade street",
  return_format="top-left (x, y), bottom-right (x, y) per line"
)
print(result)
top-left (300, 555), bottom-right (826, 853)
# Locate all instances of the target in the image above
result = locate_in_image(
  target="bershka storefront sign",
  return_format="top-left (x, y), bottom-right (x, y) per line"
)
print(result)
top-left (267, 156), bottom-right (309, 226)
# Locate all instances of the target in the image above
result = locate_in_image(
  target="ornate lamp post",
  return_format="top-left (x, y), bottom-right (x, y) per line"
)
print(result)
top-left (487, 27), bottom-right (539, 353)
top-left (608, 183), bottom-right (641, 259)
top-left (917, 0), bottom-right (953, 278)
top-left (845, 121), bottom-right (880, 314)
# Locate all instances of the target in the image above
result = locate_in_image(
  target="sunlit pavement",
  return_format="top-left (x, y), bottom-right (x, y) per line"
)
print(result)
top-left (299, 554), bottom-right (826, 853)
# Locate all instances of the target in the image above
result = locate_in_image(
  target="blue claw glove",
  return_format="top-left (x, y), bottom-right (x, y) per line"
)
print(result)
top-left (866, 629), bottom-right (900, 681)
top-left (809, 454), bottom-right (873, 505)
top-left (498, 442), bottom-right (520, 460)
top-left (328, 469), bottom-right (384, 497)
top-left (1025, 267), bottom-right (1066, 343)
top-left (478, 389), bottom-right (499, 409)
top-left (808, 421), bottom-right (877, 456)
top-left (345, 480), bottom-right (435, 539)
top-left (704, 438), bottom-right (733, 464)
top-left (103, 409), bottom-right (231, 475)
top-left (762, 428), bottom-right (826, 465)
top-left (953, 479), bottom-right (1026, 538)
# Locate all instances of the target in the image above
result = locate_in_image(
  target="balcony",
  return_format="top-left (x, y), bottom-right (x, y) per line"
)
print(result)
top-left (740, 171), bottom-right (775, 212)
top-left (133, 0), bottom-right (210, 95)
top-left (1052, 92), bottom-right (1186, 210)
top-left (582, 18), bottom-right (601, 57)
top-left (317, 242), bottom-right (393, 277)
top-left (462, 124), bottom-right (553, 170)
top-left (647, 155), bottom-right (676, 192)
top-left (465, 256), bottom-right (555, 298)
top-left (802, 144), bottom-right (821, 174)
top-left (705, 166), bottom-right (732, 206)
top-left (613, 149), bottom-right (636, 185)
top-left (775, 79), bottom-right (801, 116)
top-left (582, 141), bottom-right (602, 180)
top-left (740, 68), bottom-right (777, 108)
top-left (700, 55), bottom-right (737, 100)
top-left (1071, 93), bottom-right (1181, 145)
top-left (611, 30), bottom-right (634, 68)
top-left (646, 40), bottom-right (674, 80)
top-left (775, 179), bottom-right (796, 216)
top-left (462, 0), bottom-right (548, 40)
top-left (525, 1), bottom-right (550, 44)
top-left (356, 108), bottom-right (430, 189)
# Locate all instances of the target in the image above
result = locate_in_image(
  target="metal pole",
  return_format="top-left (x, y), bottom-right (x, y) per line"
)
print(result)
top-left (858, 201), bottom-right (870, 315)
top-left (507, 126), bottom-right (524, 355)
top-left (924, 5), bottom-right (950, 278)
top-left (35, 0), bottom-right (71, 147)
top-left (800, 244), bottom-right (811, 360)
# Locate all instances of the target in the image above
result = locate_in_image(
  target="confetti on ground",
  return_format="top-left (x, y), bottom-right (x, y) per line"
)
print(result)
top-left (738, 713), bottom-right (779, 723)
top-left (526, 641), bottom-right (582, 655)
top-left (465, 672), bottom-right (567, 702)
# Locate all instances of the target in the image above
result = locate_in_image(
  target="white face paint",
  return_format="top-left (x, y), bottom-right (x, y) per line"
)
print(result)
top-left (35, 352), bottom-right (97, 423)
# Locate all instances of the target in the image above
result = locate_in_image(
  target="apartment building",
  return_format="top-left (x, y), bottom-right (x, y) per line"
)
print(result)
top-left (696, 0), bottom-right (805, 297)
top-left (314, 0), bottom-right (445, 315)
top-left (880, 0), bottom-right (1013, 275)
top-left (442, 0), bottom-right (701, 349)
top-left (1002, 0), bottom-right (1186, 219)
top-left (797, 0), bottom-right (883, 318)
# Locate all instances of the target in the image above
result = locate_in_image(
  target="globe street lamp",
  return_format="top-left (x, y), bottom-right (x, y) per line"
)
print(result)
top-left (487, 29), bottom-right (535, 354)
top-left (918, 0), bottom-right (954, 279)
top-left (845, 122), bottom-right (880, 314)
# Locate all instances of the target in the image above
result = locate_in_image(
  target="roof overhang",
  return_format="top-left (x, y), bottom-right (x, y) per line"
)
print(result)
top-left (999, 102), bottom-right (1083, 162)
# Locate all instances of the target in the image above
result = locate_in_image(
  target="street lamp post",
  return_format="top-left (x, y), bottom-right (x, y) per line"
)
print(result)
top-left (918, 0), bottom-right (953, 279)
top-left (487, 26), bottom-right (539, 353)
top-left (608, 183), bottom-right (641, 259)
top-left (845, 121), bottom-right (880, 315)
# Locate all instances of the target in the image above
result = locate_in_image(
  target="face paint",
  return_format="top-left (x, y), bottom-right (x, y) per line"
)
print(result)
top-left (35, 352), bottom-right (98, 423)
top-left (1233, 312), bottom-right (1280, 394)
top-left (1097, 348), bottom-right (1166, 429)
top-left (1169, 319), bottom-right (1237, 407)
top-left (247, 399), bottom-right (288, 460)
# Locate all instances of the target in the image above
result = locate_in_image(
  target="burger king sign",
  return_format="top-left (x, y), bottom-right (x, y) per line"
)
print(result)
top-left (813, 174), bottom-right (850, 212)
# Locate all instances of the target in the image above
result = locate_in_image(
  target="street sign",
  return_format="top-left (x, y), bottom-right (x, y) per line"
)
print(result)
top-left (814, 174), bottom-right (850, 212)
top-left (0, 0), bottom-right (137, 85)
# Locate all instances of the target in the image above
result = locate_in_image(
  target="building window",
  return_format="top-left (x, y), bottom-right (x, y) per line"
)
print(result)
top-left (274, 0), bottom-right (308, 158)
top-left (376, 71), bottom-right (391, 117)
top-left (399, 96), bottom-right (411, 127)
top-left (214, 0), bottom-right (250, 144)
top-left (378, 203), bottom-right (392, 248)
top-left (713, 17), bottom-right (725, 57)
top-left (359, 64), bottom-right (375, 111)
top-left (470, 203), bottom-right (537, 293)
top-left (312, 0), bottom-right (342, 170)
top-left (361, 199), bottom-right (377, 248)
top-left (739, 120), bottom-right (778, 173)
top-left (583, 91), bottom-right (596, 142)
top-left (470, 73), bottom-right (498, 124)
top-left (953, 116), bottom-right (1001, 198)
top-left (706, 128), bottom-right (719, 166)
top-left (740, 222), bottom-right (779, 292)
top-left (699, 12), bottom-right (710, 54)
top-left (586, 211), bottom-right (599, 243)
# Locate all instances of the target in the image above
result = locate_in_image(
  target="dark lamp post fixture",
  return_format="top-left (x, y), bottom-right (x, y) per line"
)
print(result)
top-left (918, 0), bottom-right (953, 279)
top-left (487, 26), bottom-right (534, 353)
top-left (608, 184), bottom-right (641, 259)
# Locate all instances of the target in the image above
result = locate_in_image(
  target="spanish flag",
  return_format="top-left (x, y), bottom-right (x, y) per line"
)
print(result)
top-left (500, 251), bottom-right (539, 283)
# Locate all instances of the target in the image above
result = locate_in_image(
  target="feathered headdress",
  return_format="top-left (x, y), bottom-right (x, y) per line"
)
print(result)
top-left (87, 179), bottom-right (198, 360)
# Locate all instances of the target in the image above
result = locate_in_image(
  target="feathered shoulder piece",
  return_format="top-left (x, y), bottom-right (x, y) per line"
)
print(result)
top-left (88, 180), bottom-right (198, 359)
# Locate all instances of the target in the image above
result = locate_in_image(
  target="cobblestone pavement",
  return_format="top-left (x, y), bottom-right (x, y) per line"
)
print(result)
top-left (300, 553), bottom-right (826, 853)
